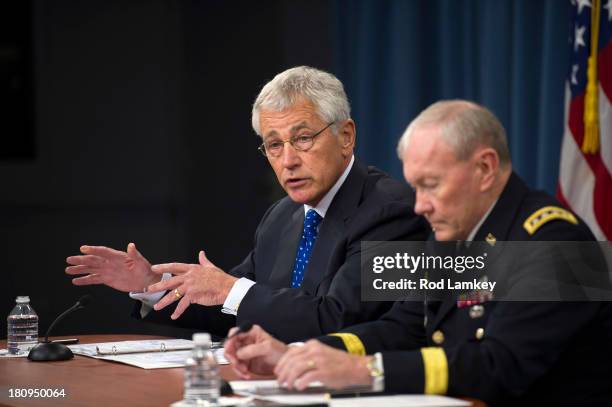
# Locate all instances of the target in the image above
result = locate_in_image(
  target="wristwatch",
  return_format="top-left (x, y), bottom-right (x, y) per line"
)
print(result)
top-left (366, 352), bottom-right (385, 391)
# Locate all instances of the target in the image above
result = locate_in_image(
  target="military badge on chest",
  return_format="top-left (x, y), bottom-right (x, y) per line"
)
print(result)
top-left (456, 232), bottom-right (497, 312)
top-left (456, 275), bottom-right (494, 312)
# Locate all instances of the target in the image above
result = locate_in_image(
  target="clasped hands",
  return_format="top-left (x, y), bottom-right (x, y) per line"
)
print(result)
top-left (65, 243), bottom-right (237, 320)
top-left (224, 324), bottom-right (374, 391)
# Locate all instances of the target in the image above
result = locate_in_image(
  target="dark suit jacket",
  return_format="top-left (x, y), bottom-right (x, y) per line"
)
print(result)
top-left (138, 159), bottom-right (427, 342)
top-left (321, 172), bottom-right (612, 407)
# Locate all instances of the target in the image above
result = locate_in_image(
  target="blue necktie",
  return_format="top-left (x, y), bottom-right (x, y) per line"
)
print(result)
top-left (291, 209), bottom-right (323, 288)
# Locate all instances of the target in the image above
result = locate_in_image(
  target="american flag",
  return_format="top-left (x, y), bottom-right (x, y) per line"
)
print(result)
top-left (558, 0), bottom-right (612, 240)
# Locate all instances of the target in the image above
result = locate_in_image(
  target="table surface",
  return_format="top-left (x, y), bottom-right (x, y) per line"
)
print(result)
top-left (1, 334), bottom-right (484, 407)
top-left (0, 334), bottom-right (238, 407)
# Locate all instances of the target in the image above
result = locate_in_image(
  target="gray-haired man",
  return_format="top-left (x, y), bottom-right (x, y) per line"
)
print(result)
top-left (66, 66), bottom-right (427, 341)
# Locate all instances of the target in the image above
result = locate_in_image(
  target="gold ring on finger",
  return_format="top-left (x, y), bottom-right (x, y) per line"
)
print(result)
top-left (306, 360), bottom-right (315, 369)
top-left (174, 288), bottom-right (182, 299)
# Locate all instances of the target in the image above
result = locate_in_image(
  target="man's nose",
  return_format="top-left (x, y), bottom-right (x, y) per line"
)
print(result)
top-left (281, 142), bottom-right (301, 168)
top-left (414, 191), bottom-right (432, 216)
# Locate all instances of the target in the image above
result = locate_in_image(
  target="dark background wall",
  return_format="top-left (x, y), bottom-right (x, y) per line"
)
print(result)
top-left (1, 0), bottom-right (333, 339)
top-left (2, 0), bottom-right (576, 340)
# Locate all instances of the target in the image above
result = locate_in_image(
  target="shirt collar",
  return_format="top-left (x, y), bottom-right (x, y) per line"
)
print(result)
top-left (304, 155), bottom-right (355, 218)
top-left (465, 198), bottom-right (498, 244)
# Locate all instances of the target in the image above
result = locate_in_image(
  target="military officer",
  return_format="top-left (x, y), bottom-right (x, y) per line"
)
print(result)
top-left (225, 100), bottom-right (612, 406)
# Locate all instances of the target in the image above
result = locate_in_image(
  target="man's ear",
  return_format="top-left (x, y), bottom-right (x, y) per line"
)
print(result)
top-left (338, 119), bottom-right (356, 155)
top-left (474, 147), bottom-right (499, 192)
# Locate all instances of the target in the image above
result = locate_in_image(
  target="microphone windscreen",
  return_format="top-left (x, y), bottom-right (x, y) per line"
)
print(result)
top-left (77, 294), bottom-right (93, 307)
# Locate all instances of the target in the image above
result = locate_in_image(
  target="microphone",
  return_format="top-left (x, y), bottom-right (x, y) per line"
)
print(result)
top-left (28, 295), bottom-right (93, 362)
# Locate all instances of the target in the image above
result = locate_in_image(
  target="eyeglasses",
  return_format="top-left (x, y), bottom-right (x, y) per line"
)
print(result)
top-left (258, 122), bottom-right (335, 158)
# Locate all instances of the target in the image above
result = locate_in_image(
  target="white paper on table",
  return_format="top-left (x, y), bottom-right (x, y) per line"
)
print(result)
top-left (97, 350), bottom-right (194, 369)
top-left (230, 380), bottom-right (332, 405)
top-left (230, 379), bottom-right (279, 393)
top-left (214, 348), bottom-right (229, 364)
top-left (257, 394), bottom-right (329, 405)
top-left (246, 394), bottom-right (470, 407)
top-left (230, 380), bottom-right (327, 405)
top-left (68, 340), bottom-right (228, 369)
top-left (170, 396), bottom-right (253, 407)
top-left (230, 379), bottom-right (325, 394)
top-left (230, 380), bottom-right (470, 406)
top-left (95, 339), bottom-right (193, 355)
top-left (330, 395), bottom-right (471, 407)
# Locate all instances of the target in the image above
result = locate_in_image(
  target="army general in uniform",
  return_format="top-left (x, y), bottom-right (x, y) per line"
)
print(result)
top-left (225, 100), bottom-right (612, 407)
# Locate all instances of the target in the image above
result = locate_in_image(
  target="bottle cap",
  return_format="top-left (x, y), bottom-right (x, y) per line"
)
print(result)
top-left (16, 296), bottom-right (30, 303)
top-left (192, 333), bottom-right (212, 345)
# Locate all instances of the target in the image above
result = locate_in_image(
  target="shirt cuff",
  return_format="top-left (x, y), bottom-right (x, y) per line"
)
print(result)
top-left (129, 273), bottom-right (172, 318)
top-left (221, 278), bottom-right (256, 316)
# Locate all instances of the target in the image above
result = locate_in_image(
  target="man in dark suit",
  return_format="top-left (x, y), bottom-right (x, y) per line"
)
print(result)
top-left (65, 66), bottom-right (427, 341)
top-left (225, 100), bottom-right (612, 406)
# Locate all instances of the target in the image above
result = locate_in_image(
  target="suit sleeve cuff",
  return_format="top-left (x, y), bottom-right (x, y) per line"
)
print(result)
top-left (222, 278), bottom-right (256, 316)
top-left (420, 347), bottom-right (448, 395)
top-left (381, 348), bottom-right (447, 395)
top-left (317, 335), bottom-right (347, 350)
top-left (381, 350), bottom-right (425, 394)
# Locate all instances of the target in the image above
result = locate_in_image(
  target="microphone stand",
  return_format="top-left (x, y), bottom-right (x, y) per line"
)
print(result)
top-left (28, 295), bottom-right (91, 362)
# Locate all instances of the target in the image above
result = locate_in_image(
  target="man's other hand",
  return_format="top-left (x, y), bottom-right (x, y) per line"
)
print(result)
top-left (224, 324), bottom-right (289, 379)
top-left (66, 243), bottom-right (159, 292)
top-left (275, 340), bottom-right (373, 390)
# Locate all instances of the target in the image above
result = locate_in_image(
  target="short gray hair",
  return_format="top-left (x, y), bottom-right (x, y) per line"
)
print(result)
top-left (397, 100), bottom-right (511, 166)
top-left (252, 66), bottom-right (351, 136)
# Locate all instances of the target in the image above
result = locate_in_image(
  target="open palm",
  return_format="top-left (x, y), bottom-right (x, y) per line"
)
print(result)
top-left (66, 243), bottom-right (157, 292)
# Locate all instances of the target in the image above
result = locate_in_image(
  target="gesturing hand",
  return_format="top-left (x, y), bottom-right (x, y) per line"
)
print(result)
top-left (147, 250), bottom-right (238, 320)
top-left (66, 243), bottom-right (158, 293)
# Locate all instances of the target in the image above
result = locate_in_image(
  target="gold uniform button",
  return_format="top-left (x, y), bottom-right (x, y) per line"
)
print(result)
top-left (475, 327), bottom-right (485, 340)
top-left (432, 330), bottom-right (445, 345)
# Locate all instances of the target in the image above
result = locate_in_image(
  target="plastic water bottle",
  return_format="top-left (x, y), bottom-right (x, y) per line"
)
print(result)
top-left (183, 333), bottom-right (220, 406)
top-left (7, 296), bottom-right (39, 355)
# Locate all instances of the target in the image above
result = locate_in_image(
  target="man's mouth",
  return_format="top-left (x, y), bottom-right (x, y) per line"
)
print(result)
top-left (428, 221), bottom-right (442, 230)
top-left (285, 178), bottom-right (308, 188)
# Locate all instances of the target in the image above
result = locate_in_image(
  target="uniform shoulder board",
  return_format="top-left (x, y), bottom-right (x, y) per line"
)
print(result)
top-left (523, 206), bottom-right (578, 235)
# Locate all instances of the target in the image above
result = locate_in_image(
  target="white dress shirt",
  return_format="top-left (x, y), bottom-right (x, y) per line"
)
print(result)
top-left (464, 199), bottom-right (498, 246)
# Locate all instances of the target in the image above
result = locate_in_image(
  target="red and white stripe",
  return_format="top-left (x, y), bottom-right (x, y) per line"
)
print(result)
top-left (558, 34), bottom-right (612, 241)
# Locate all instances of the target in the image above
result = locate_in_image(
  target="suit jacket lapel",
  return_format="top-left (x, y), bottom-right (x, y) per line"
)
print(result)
top-left (300, 160), bottom-right (368, 292)
top-left (268, 205), bottom-right (304, 287)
